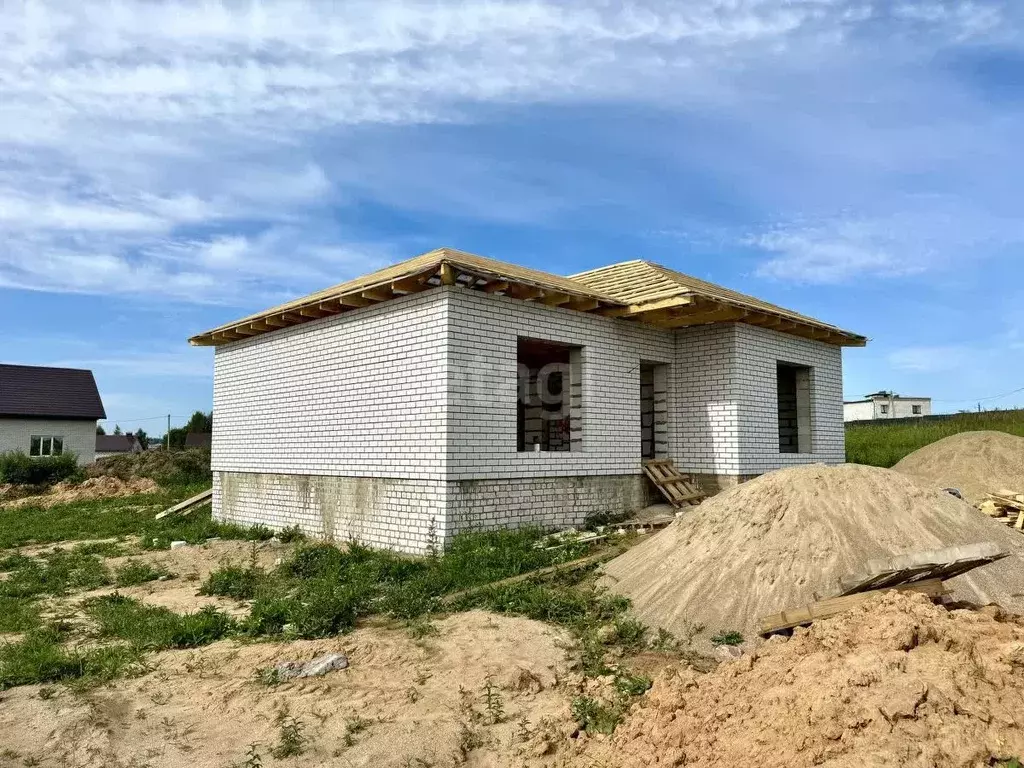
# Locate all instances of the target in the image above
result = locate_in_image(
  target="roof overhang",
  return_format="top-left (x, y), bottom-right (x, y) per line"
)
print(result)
top-left (189, 249), bottom-right (625, 347)
top-left (190, 248), bottom-right (867, 348)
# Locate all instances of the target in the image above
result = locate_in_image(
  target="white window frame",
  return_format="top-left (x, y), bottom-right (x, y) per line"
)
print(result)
top-left (29, 435), bottom-right (64, 457)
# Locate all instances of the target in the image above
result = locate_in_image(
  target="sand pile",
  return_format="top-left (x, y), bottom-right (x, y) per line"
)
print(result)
top-left (2, 476), bottom-right (159, 509)
top-left (893, 430), bottom-right (1024, 504)
top-left (578, 592), bottom-right (1024, 768)
top-left (601, 463), bottom-right (1024, 641)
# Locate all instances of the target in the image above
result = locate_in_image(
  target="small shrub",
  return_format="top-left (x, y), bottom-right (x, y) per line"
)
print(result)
top-left (482, 676), bottom-right (505, 724)
top-left (613, 617), bottom-right (648, 649)
top-left (613, 670), bottom-right (652, 697)
top-left (570, 696), bottom-right (624, 735)
top-left (277, 525), bottom-right (305, 543)
top-left (200, 563), bottom-right (265, 600)
top-left (711, 631), bottom-right (744, 646)
top-left (114, 560), bottom-right (170, 587)
top-left (271, 717), bottom-right (305, 758)
top-left (0, 451), bottom-right (80, 486)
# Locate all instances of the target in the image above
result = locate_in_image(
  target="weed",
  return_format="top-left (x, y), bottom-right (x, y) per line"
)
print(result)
top-left (342, 716), bottom-right (369, 747)
top-left (481, 676), bottom-right (505, 724)
top-left (37, 685), bottom-right (56, 700)
top-left (83, 594), bottom-right (234, 650)
top-left (0, 549), bottom-right (111, 598)
top-left (711, 631), bottom-right (744, 646)
top-left (271, 717), bottom-right (305, 759)
top-left (201, 562), bottom-right (266, 600)
top-left (405, 617), bottom-right (439, 639)
top-left (242, 743), bottom-right (263, 768)
top-left (255, 667), bottom-right (283, 687)
top-left (0, 628), bottom-right (143, 690)
top-left (613, 670), bottom-right (653, 697)
top-left (276, 526), bottom-right (305, 544)
top-left (651, 627), bottom-right (678, 651)
top-left (114, 560), bottom-right (170, 587)
top-left (613, 617), bottom-right (648, 649)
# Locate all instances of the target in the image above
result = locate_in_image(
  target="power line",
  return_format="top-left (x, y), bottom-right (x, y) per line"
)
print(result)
top-left (931, 384), bottom-right (1024, 405)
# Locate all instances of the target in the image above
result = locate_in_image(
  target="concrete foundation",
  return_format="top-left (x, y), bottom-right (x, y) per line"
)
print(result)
top-left (214, 471), bottom-right (654, 554)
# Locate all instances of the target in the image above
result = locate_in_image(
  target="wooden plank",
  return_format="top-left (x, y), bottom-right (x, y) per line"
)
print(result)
top-left (838, 542), bottom-right (1007, 595)
top-left (438, 550), bottom-right (617, 605)
top-left (155, 488), bottom-right (213, 520)
top-left (482, 280), bottom-right (509, 294)
top-left (759, 579), bottom-right (948, 636)
top-left (361, 287), bottom-right (392, 302)
top-left (642, 459), bottom-right (705, 508)
top-left (1016, 509), bottom-right (1024, 531)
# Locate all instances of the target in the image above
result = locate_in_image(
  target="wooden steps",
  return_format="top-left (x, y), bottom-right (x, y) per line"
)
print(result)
top-left (642, 459), bottom-right (706, 508)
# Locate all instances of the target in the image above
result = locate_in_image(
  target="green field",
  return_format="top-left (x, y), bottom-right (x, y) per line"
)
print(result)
top-left (845, 409), bottom-right (1024, 468)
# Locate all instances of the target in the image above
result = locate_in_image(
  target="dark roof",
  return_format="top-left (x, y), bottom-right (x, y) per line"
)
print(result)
top-left (96, 434), bottom-right (138, 453)
top-left (184, 432), bottom-right (212, 449)
top-left (0, 364), bottom-right (106, 419)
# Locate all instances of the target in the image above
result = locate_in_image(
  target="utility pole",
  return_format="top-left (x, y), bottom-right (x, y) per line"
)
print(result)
top-left (166, 414), bottom-right (171, 450)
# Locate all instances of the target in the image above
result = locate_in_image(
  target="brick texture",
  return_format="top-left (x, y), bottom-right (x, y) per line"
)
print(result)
top-left (210, 286), bottom-right (846, 553)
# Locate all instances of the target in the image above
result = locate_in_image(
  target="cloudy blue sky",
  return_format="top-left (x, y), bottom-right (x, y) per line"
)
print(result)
top-left (2, 0), bottom-right (1023, 434)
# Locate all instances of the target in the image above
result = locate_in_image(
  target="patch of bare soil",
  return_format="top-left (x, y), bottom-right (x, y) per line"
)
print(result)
top-left (893, 430), bottom-right (1024, 505)
top-left (0, 611), bottom-right (579, 768)
top-left (600, 463), bottom-right (1024, 645)
top-left (1, 476), bottom-right (161, 510)
top-left (575, 592), bottom-right (1024, 768)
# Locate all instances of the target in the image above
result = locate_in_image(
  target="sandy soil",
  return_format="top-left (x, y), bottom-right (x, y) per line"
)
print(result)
top-left (893, 430), bottom-right (1024, 505)
top-left (0, 477), bottom-right (161, 510)
top-left (0, 611), bottom-right (580, 768)
top-left (575, 591), bottom-right (1024, 768)
top-left (601, 463), bottom-right (1024, 645)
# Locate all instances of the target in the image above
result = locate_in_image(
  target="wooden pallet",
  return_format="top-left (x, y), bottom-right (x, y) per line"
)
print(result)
top-left (642, 459), bottom-right (705, 508)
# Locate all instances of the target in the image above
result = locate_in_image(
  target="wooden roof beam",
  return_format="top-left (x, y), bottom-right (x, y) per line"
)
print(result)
top-left (667, 307), bottom-right (748, 328)
top-left (233, 325), bottom-right (260, 336)
top-left (361, 287), bottom-right (393, 303)
top-left (338, 294), bottom-right (371, 308)
top-left (281, 312), bottom-right (303, 323)
top-left (482, 280), bottom-right (510, 294)
top-left (264, 316), bottom-right (290, 328)
top-left (514, 285), bottom-right (544, 302)
top-left (542, 291), bottom-right (572, 307)
top-left (299, 306), bottom-right (329, 319)
top-left (391, 275), bottom-right (430, 294)
top-left (439, 263), bottom-right (458, 286)
top-left (569, 298), bottom-right (601, 312)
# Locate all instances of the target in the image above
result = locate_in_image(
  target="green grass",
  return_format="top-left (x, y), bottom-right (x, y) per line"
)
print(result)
top-left (845, 410), bottom-right (1024, 467)
top-left (84, 594), bottom-right (235, 649)
top-left (0, 596), bottom-right (42, 633)
top-left (114, 559), bottom-right (172, 587)
top-left (0, 628), bottom-right (144, 690)
top-left (0, 484), bottom-right (275, 551)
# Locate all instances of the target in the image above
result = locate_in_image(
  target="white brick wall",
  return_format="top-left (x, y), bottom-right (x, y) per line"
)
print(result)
top-left (445, 289), bottom-right (675, 479)
top-left (210, 286), bottom-right (847, 552)
top-left (0, 418), bottom-right (97, 465)
top-left (212, 289), bottom-right (449, 481)
top-left (670, 322), bottom-right (844, 476)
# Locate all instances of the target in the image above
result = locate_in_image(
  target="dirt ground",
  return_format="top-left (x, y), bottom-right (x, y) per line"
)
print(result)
top-left (0, 610), bottom-right (582, 768)
top-left (574, 591), bottom-right (1024, 768)
top-left (0, 476), bottom-right (160, 510)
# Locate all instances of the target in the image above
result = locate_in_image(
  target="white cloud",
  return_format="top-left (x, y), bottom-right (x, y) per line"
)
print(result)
top-left (0, 1), bottom-right (1021, 300)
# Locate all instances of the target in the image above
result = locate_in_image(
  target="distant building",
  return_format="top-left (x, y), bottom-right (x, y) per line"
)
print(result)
top-left (844, 392), bottom-right (932, 422)
top-left (95, 434), bottom-right (143, 459)
top-left (0, 364), bottom-right (106, 465)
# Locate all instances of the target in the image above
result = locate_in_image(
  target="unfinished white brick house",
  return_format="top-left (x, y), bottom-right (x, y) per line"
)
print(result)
top-left (191, 249), bottom-right (865, 553)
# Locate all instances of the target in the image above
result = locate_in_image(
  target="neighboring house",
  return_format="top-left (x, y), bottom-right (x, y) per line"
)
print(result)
top-left (0, 364), bottom-right (106, 466)
top-left (844, 392), bottom-right (932, 422)
top-left (190, 248), bottom-right (866, 554)
top-left (95, 434), bottom-right (142, 460)
top-left (184, 432), bottom-right (212, 449)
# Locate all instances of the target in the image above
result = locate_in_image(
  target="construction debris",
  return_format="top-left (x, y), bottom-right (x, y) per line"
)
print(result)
top-left (641, 459), bottom-right (705, 508)
top-left (273, 653), bottom-right (349, 680)
top-left (760, 542), bottom-right (1007, 636)
top-left (979, 490), bottom-right (1024, 530)
top-left (155, 487), bottom-right (213, 520)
